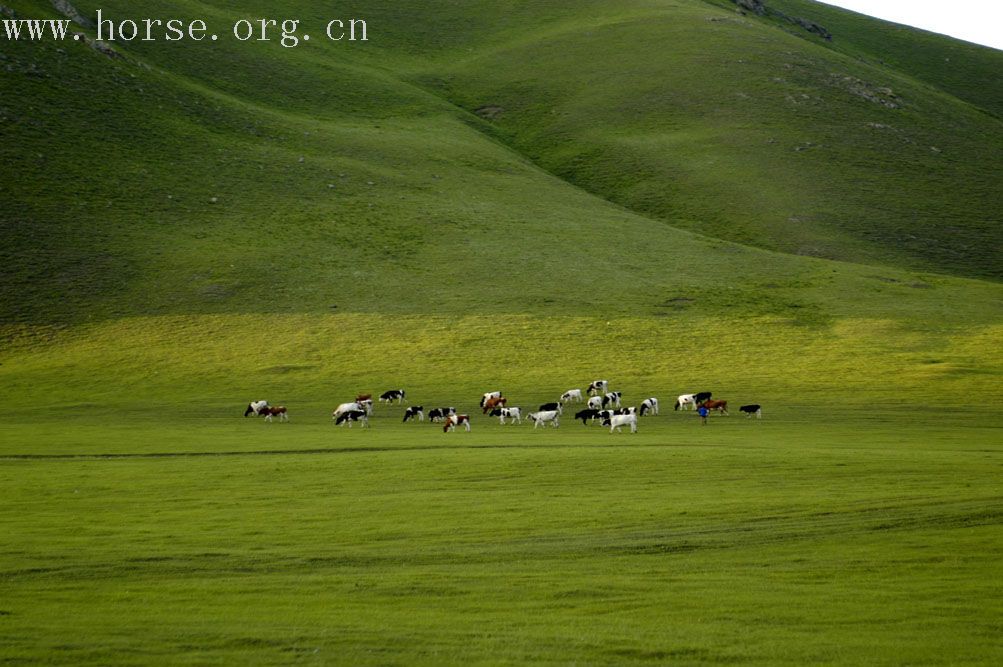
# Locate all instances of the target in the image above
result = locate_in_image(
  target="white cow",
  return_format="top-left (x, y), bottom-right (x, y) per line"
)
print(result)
top-left (332, 401), bottom-right (362, 419)
top-left (674, 394), bottom-right (696, 411)
top-left (605, 413), bottom-right (638, 433)
top-left (560, 389), bottom-right (583, 404)
top-left (640, 397), bottom-right (659, 416)
top-left (587, 395), bottom-right (603, 410)
top-left (528, 410), bottom-right (560, 429)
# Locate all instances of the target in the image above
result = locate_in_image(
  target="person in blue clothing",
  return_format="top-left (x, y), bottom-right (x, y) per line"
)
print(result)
top-left (697, 404), bottom-right (709, 425)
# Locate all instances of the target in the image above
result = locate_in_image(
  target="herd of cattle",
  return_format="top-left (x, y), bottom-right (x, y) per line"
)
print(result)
top-left (244, 381), bottom-right (763, 433)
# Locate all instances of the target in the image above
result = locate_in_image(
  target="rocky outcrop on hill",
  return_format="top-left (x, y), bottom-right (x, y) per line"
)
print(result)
top-left (51, 0), bottom-right (93, 28)
top-left (731, 0), bottom-right (831, 41)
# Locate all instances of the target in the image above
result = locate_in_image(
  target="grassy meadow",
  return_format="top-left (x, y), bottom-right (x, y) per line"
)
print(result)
top-left (2, 0), bottom-right (1002, 663)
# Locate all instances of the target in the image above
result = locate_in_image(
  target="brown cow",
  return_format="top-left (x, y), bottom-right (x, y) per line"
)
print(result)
top-left (482, 396), bottom-right (507, 414)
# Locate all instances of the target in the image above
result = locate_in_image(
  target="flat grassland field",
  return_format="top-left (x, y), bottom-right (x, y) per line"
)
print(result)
top-left (1, 318), bottom-right (1001, 664)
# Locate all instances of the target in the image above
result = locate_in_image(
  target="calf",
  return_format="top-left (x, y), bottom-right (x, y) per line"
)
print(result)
top-left (539, 402), bottom-right (562, 415)
top-left (560, 389), bottom-right (583, 404)
top-left (602, 392), bottom-right (622, 409)
top-left (379, 389), bottom-right (406, 404)
top-left (575, 408), bottom-right (602, 425)
top-left (428, 407), bottom-right (457, 422)
top-left (443, 414), bottom-right (471, 432)
top-left (587, 395), bottom-right (603, 410)
top-left (489, 407), bottom-right (522, 424)
top-left (261, 406), bottom-right (289, 423)
top-left (639, 397), bottom-right (659, 416)
top-left (335, 410), bottom-right (368, 428)
top-left (602, 413), bottom-right (638, 433)
top-left (402, 406), bottom-right (424, 422)
top-left (528, 410), bottom-right (560, 429)
top-left (739, 404), bottom-right (762, 419)
top-left (674, 394), bottom-right (696, 411)
top-left (587, 380), bottom-right (609, 396)
top-left (483, 395), bottom-right (508, 414)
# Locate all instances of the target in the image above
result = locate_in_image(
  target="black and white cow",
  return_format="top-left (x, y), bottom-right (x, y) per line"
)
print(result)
top-left (602, 392), bottom-right (622, 409)
top-left (739, 404), bottom-right (762, 419)
top-left (480, 391), bottom-right (502, 408)
top-left (380, 389), bottom-right (406, 404)
top-left (639, 397), bottom-right (659, 416)
top-left (587, 380), bottom-right (609, 396)
top-left (489, 407), bottom-right (522, 424)
top-left (335, 410), bottom-right (369, 428)
top-left (428, 407), bottom-right (457, 422)
top-left (575, 408), bottom-right (602, 425)
top-left (402, 406), bottom-right (424, 422)
top-left (587, 395), bottom-right (603, 410)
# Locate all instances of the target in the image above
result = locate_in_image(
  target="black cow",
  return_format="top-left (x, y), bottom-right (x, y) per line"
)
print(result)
top-left (402, 406), bottom-right (424, 422)
top-left (575, 408), bottom-right (602, 425)
top-left (694, 391), bottom-right (712, 404)
top-left (539, 402), bottom-right (562, 415)
top-left (739, 404), bottom-right (762, 419)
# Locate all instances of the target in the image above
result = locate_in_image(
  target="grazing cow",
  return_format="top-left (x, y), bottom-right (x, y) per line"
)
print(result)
top-left (480, 391), bottom-right (502, 408)
top-left (700, 399), bottom-right (729, 415)
top-left (355, 393), bottom-right (372, 404)
top-left (528, 410), bottom-right (560, 429)
top-left (614, 406), bottom-right (636, 416)
top-left (587, 395), bottom-right (603, 410)
top-left (639, 397), bottom-right (659, 416)
top-left (260, 406), bottom-right (289, 423)
top-left (602, 413), bottom-right (638, 433)
top-left (403, 406), bottom-right (424, 422)
top-left (358, 399), bottom-right (374, 415)
top-left (596, 409), bottom-right (615, 423)
top-left (674, 394), bottom-right (696, 411)
top-left (575, 408), bottom-right (602, 425)
top-left (602, 392), bottom-right (622, 409)
top-left (335, 410), bottom-right (369, 428)
top-left (244, 400), bottom-right (269, 417)
top-left (739, 404), bottom-right (762, 419)
top-left (443, 414), bottom-right (471, 432)
top-left (332, 402), bottom-right (362, 419)
top-left (490, 407), bottom-right (522, 424)
top-left (694, 391), bottom-right (712, 405)
top-left (560, 389), bottom-right (583, 404)
top-left (587, 380), bottom-right (609, 396)
top-left (380, 389), bottom-right (406, 404)
top-left (483, 395), bottom-right (508, 414)
top-left (428, 407), bottom-right (457, 422)
top-left (539, 402), bottom-right (563, 415)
